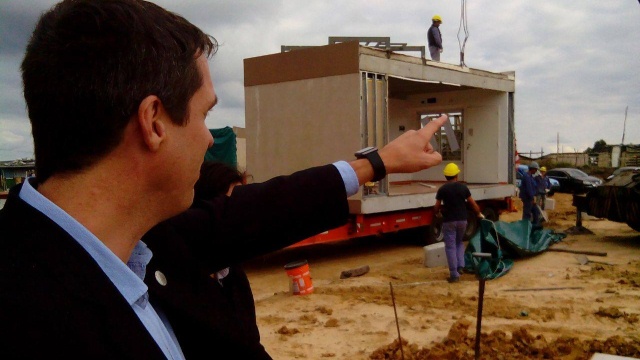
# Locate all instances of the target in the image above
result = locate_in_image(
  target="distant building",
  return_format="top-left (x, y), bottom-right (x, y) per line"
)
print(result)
top-left (518, 144), bottom-right (640, 169)
top-left (594, 145), bottom-right (640, 168)
top-left (519, 152), bottom-right (589, 168)
top-left (0, 158), bottom-right (35, 192)
top-left (0, 132), bottom-right (248, 193)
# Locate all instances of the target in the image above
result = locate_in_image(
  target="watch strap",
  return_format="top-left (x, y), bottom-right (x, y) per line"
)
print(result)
top-left (356, 148), bottom-right (386, 182)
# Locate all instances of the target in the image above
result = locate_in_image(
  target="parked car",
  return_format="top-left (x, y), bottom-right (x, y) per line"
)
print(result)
top-left (516, 164), bottom-right (560, 195)
top-left (545, 168), bottom-right (603, 194)
top-left (547, 177), bottom-right (560, 195)
top-left (606, 166), bottom-right (640, 181)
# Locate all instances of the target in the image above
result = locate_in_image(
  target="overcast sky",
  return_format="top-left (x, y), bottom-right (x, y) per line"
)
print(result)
top-left (1, 0), bottom-right (639, 161)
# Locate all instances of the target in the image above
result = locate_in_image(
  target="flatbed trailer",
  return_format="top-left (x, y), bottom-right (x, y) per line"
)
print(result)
top-left (290, 182), bottom-right (514, 247)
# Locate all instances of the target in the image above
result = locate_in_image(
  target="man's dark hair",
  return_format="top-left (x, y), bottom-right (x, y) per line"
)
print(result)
top-left (445, 175), bottom-right (456, 181)
top-left (21, 0), bottom-right (218, 181)
top-left (194, 161), bottom-right (245, 201)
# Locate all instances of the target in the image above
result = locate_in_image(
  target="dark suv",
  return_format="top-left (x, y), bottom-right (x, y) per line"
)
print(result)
top-left (546, 168), bottom-right (602, 194)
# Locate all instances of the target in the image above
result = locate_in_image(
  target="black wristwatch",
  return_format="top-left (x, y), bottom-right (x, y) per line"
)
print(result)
top-left (355, 146), bottom-right (386, 182)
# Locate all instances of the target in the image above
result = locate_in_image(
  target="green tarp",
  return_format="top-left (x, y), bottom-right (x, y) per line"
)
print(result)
top-left (464, 219), bottom-right (567, 280)
top-left (205, 127), bottom-right (237, 166)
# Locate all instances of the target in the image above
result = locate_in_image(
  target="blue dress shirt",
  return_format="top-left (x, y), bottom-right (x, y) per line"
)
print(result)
top-left (19, 178), bottom-right (185, 360)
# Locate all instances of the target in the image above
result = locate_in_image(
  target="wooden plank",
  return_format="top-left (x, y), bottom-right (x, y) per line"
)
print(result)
top-left (503, 287), bottom-right (584, 292)
top-left (547, 248), bottom-right (607, 257)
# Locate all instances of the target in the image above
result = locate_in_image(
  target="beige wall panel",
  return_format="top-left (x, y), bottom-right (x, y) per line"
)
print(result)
top-left (232, 127), bottom-right (247, 172)
top-left (387, 98), bottom-right (419, 183)
top-left (464, 104), bottom-right (502, 183)
top-left (234, 137), bottom-right (246, 172)
top-left (246, 73), bottom-right (361, 182)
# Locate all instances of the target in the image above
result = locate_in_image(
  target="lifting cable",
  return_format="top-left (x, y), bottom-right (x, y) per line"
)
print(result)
top-left (457, 0), bottom-right (470, 67)
top-left (484, 219), bottom-right (510, 279)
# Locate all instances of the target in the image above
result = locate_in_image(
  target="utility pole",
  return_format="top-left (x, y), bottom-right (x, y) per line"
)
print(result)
top-left (557, 133), bottom-right (559, 154)
top-left (622, 106), bottom-right (628, 145)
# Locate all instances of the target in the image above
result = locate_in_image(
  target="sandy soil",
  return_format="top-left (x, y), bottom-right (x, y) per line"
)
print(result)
top-left (243, 193), bottom-right (640, 359)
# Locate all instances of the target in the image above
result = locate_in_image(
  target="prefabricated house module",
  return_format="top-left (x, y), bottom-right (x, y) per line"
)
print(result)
top-left (244, 38), bottom-right (517, 245)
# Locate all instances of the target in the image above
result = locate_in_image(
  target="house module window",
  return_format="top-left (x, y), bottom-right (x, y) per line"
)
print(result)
top-left (420, 112), bottom-right (463, 161)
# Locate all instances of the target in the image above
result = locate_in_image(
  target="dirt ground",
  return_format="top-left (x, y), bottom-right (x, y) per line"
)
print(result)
top-left (243, 193), bottom-right (640, 359)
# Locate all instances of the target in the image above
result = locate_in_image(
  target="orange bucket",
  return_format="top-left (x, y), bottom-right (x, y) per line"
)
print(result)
top-left (284, 260), bottom-right (313, 295)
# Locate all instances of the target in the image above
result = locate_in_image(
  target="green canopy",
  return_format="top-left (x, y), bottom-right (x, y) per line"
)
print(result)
top-left (464, 219), bottom-right (567, 280)
top-left (204, 127), bottom-right (237, 166)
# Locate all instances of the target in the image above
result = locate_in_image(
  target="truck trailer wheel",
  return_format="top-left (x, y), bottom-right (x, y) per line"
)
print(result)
top-left (481, 206), bottom-right (499, 222)
top-left (428, 210), bottom-right (480, 244)
top-left (463, 209), bottom-right (479, 240)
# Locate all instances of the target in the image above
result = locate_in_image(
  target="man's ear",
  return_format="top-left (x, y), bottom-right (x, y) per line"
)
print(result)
top-left (137, 95), bottom-right (165, 151)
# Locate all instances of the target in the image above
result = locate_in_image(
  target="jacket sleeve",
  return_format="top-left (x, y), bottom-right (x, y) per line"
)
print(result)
top-left (521, 175), bottom-right (536, 198)
top-left (145, 164), bottom-right (350, 270)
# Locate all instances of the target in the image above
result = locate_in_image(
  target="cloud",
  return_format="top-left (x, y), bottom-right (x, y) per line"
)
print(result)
top-left (0, 0), bottom-right (638, 161)
top-left (0, 116), bottom-right (33, 161)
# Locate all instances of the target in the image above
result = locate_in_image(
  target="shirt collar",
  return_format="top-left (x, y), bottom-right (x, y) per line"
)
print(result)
top-left (19, 177), bottom-right (151, 307)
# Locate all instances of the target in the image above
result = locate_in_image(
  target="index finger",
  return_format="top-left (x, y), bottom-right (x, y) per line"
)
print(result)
top-left (418, 114), bottom-right (448, 140)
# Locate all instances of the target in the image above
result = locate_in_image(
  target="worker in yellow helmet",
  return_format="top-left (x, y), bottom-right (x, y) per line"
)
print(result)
top-left (434, 163), bottom-right (483, 283)
top-left (427, 15), bottom-right (443, 61)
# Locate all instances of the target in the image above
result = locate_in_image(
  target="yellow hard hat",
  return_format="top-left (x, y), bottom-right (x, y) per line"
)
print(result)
top-left (432, 15), bottom-right (442, 23)
top-left (540, 166), bottom-right (547, 172)
top-left (443, 163), bottom-right (460, 177)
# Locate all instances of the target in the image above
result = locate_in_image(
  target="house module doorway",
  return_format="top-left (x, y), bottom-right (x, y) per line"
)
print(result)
top-left (420, 111), bottom-right (463, 162)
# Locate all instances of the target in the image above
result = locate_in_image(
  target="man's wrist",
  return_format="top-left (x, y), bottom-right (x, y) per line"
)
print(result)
top-left (354, 147), bottom-right (386, 182)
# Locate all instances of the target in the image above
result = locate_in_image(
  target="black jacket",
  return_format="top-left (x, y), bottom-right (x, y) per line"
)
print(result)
top-left (0, 164), bottom-right (349, 359)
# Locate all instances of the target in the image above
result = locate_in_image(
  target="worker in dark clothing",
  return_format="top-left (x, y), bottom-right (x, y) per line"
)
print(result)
top-left (535, 166), bottom-right (552, 211)
top-left (434, 163), bottom-right (483, 283)
top-left (427, 15), bottom-right (443, 61)
top-left (519, 162), bottom-right (540, 224)
top-left (143, 161), bottom-right (275, 359)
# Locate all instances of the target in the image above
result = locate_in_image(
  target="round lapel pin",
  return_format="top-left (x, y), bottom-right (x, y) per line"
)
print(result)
top-left (155, 270), bottom-right (167, 286)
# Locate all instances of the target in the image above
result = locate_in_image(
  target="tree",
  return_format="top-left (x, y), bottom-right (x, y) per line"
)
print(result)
top-left (586, 139), bottom-right (608, 154)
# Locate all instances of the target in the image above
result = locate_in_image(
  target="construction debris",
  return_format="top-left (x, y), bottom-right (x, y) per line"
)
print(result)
top-left (339, 265), bottom-right (370, 279)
